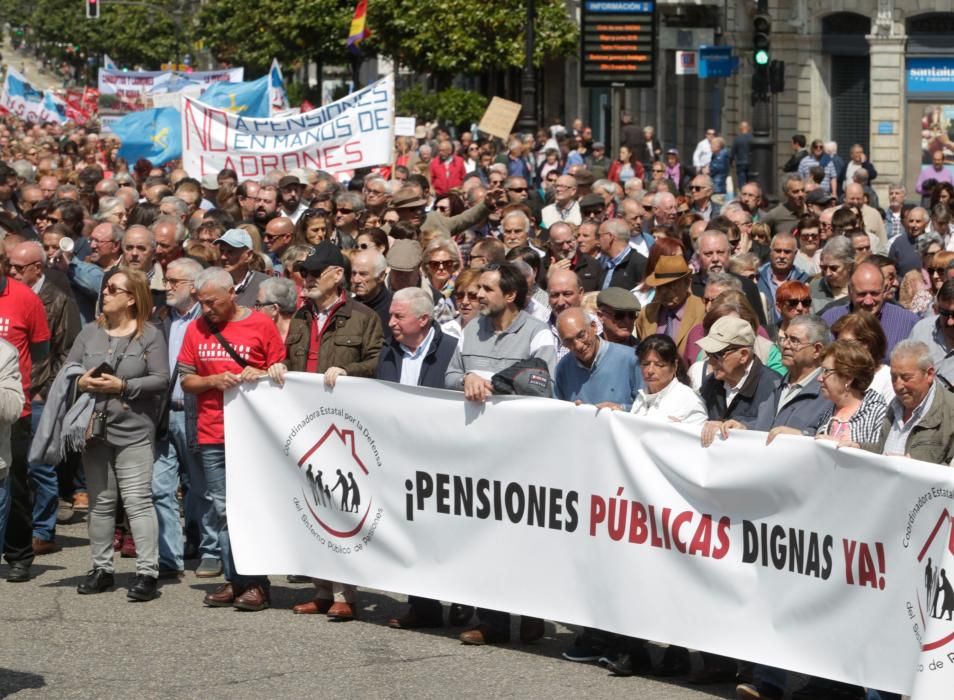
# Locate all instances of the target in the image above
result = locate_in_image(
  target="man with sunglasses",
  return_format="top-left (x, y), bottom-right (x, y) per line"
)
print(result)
top-left (263, 217), bottom-right (294, 271)
top-left (688, 175), bottom-right (720, 222)
top-left (757, 233), bottom-right (810, 324)
top-left (273, 242), bottom-right (383, 621)
top-left (909, 279), bottom-right (954, 385)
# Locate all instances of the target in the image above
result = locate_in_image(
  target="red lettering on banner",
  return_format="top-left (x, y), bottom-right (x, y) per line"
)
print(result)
top-left (344, 141), bottom-right (364, 164)
top-left (183, 99), bottom-right (207, 150)
top-left (261, 155), bottom-right (280, 172)
top-left (207, 108), bottom-right (229, 152)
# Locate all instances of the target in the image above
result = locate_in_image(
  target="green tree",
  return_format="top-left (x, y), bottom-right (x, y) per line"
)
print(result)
top-left (195, 0), bottom-right (353, 72)
top-left (366, 0), bottom-right (578, 77)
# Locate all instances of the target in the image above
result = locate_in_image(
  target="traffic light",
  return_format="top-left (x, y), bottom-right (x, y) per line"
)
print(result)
top-left (86, 0), bottom-right (100, 19)
top-left (753, 14), bottom-right (770, 67)
top-left (769, 59), bottom-right (785, 94)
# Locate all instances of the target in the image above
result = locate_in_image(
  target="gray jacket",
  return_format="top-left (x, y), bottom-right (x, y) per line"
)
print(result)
top-left (0, 339), bottom-right (24, 481)
top-left (445, 311), bottom-right (556, 390)
top-left (28, 362), bottom-right (92, 466)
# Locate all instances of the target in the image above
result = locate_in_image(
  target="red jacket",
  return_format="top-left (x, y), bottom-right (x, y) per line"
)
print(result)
top-left (429, 155), bottom-right (466, 196)
top-left (608, 158), bottom-right (645, 184)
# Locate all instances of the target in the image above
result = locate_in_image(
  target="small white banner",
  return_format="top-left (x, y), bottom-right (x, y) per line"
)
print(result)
top-left (225, 373), bottom-right (954, 698)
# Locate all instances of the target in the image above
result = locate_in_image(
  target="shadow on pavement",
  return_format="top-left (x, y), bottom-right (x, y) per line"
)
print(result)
top-left (0, 668), bottom-right (45, 695)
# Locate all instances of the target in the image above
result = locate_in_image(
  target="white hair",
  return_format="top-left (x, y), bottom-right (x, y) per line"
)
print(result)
top-left (393, 287), bottom-right (434, 319)
top-left (194, 267), bottom-right (234, 292)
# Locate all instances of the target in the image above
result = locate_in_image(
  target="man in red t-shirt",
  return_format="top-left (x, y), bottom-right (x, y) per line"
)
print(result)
top-left (0, 268), bottom-right (51, 583)
top-left (178, 267), bottom-right (284, 612)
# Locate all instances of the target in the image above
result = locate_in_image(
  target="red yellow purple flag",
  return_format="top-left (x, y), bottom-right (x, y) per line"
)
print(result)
top-left (347, 0), bottom-right (370, 53)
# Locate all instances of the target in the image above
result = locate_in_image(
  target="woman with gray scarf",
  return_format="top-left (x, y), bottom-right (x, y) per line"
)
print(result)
top-left (66, 268), bottom-right (168, 601)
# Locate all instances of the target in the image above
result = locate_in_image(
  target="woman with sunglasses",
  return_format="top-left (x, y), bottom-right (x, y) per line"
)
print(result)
top-left (440, 268), bottom-right (482, 339)
top-left (793, 214), bottom-right (821, 275)
top-left (355, 227), bottom-right (389, 255)
top-left (421, 238), bottom-right (461, 324)
top-left (774, 280), bottom-right (812, 344)
top-left (813, 339), bottom-right (887, 446)
top-left (66, 268), bottom-right (169, 600)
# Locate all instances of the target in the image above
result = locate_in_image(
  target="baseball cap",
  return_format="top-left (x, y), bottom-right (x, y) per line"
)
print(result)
top-left (278, 175), bottom-right (302, 189)
top-left (697, 316), bottom-right (755, 354)
top-left (200, 173), bottom-right (219, 190)
top-left (665, 148), bottom-right (679, 157)
top-left (592, 141), bottom-right (605, 150)
top-left (596, 287), bottom-right (641, 313)
top-left (296, 240), bottom-right (346, 274)
top-left (645, 255), bottom-right (690, 287)
top-left (214, 228), bottom-right (252, 250)
top-left (386, 240), bottom-right (423, 272)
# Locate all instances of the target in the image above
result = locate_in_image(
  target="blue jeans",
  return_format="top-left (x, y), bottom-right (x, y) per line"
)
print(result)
top-left (0, 474), bottom-right (8, 546)
top-left (152, 411), bottom-right (185, 571)
top-left (29, 401), bottom-right (58, 541)
top-left (201, 444), bottom-right (267, 590)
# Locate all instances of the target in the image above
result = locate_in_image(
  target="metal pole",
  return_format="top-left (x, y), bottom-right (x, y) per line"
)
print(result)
top-left (516, 0), bottom-right (536, 133)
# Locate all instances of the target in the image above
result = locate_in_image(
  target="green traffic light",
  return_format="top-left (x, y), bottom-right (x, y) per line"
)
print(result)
top-left (755, 49), bottom-right (770, 66)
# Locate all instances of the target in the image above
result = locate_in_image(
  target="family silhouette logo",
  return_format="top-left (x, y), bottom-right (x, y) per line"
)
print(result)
top-left (295, 423), bottom-right (374, 540)
top-left (905, 498), bottom-right (954, 664)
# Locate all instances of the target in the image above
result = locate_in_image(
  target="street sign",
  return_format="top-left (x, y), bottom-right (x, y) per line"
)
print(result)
top-left (580, 1), bottom-right (656, 88)
top-left (698, 45), bottom-right (738, 79)
top-left (675, 51), bottom-right (697, 75)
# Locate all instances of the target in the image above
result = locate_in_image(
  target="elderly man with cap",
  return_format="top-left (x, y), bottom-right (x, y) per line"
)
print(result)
top-left (585, 142), bottom-right (611, 179)
top-left (598, 219), bottom-right (648, 290)
top-left (579, 193), bottom-right (607, 225)
top-left (387, 240), bottom-right (423, 292)
top-left (278, 174), bottom-right (308, 223)
top-left (636, 255), bottom-right (704, 356)
top-left (271, 241), bottom-right (384, 621)
top-left (596, 287), bottom-right (640, 347)
top-left (214, 228), bottom-right (269, 308)
top-left (805, 188), bottom-right (835, 218)
top-left (699, 316), bottom-right (783, 447)
top-left (392, 187), bottom-right (495, 239)
top-left (199, 174), bottom-right (219, 210)
top-left (541, 174), bottom-right (582, 229)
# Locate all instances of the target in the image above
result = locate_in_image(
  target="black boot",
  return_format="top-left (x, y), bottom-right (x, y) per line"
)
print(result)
top-left (77, 568), bottom-right (114, 594)
top-left (126, 574), bottom-right (159, 602)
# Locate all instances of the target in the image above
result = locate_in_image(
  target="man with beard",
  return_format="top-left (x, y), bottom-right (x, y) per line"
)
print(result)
top-left (252, 185), bottom-right (279, 229)
top-left (278, 175), bottom-right (308, 224)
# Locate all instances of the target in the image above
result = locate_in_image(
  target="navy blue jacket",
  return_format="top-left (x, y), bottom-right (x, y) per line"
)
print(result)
top-left (771, 373), bottom-right (832, 435)
top-left (375, 324), bottom-right (456, 389)
top-left (701, 357), bottom-right (782, 431)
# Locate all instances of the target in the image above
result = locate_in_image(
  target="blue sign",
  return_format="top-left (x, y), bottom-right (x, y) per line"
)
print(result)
top-left (907, 57), bottom-right (954, 94)
top-left (583, 1), bottom-right (653, 11)
top-left (698, 45), bottom-right (738, 79)
top-left (878, 121), bottom-right (894, 135)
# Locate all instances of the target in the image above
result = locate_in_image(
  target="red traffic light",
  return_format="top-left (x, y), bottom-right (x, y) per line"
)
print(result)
top-left (86, 0), bottom-right (100, 19)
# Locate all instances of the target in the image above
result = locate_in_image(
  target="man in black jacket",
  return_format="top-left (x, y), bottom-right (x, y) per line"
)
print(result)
top-left (598, 219), bottom-right (647, 291)
top-left (350, 248), bottom-right (392, 339)
top-left (377, 287), bottom-right (456, 630)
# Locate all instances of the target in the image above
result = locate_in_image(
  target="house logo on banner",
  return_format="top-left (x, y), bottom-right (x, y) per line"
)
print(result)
top-left (284, 408), bottom-right (383, 555)
top-left (904, 488), bottom-right (954, 672)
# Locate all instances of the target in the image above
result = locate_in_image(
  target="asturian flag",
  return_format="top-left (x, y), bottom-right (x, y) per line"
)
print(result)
top-left (112, 107), bottom-right (182, 164)
top-left (347, 0), bottom-right (371, 54)
top-left (0, 69), bottom-right (67, 124)
top-left (102, 54), bottom-right (117, 70)
top-left (199, 74), bottom-right (271, 118)
top-left (270, 59), bottom-right (289, 112)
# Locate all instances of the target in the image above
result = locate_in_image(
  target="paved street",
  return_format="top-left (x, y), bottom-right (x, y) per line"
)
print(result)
top-left (0, 512), bottom-right (738, 699)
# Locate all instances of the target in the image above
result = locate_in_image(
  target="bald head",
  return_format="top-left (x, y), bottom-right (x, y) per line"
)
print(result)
top-left (547, 268), bottom-right (583, 314)
top-left (849, 262), bottom-right (886, 314)
top-left (844, 182), bottom-right (865, 208)
top-left (264, 216), bottom-right (294, 254)
top-left (8, 242), bottom-right (44, 286)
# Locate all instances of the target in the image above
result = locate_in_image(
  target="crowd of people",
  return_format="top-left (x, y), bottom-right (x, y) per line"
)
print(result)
top-left (0, 113), bottom-right (949, 700)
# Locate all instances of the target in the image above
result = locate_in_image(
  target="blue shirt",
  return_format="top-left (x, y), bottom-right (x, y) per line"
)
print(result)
top-left (398, 327), bottom-right (435, 387)
top-left (168, 302), bottom-right (201, 404)
top-left (553, 339), bottom-right (642, 410)
top-left (601, 246), bottom-right (632, 290)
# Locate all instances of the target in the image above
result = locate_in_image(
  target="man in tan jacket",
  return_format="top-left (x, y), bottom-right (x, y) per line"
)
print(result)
top-left (636, 254), bottom-right (705, 356)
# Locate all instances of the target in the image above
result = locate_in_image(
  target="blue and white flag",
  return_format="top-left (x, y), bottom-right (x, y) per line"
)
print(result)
top-left (102, 54), bottom-right (117, 70)
top-left (0, 69), bottom-right (67, 123)
top-left (270, 58), bottom-right (289, 112)
top-left (199, 73), bottom-right (270, 118)
top-left (112, 107), bottom-right (182, 164)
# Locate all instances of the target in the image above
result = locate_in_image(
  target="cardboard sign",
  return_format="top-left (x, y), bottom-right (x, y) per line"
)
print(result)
top-left (394, 116), bottom-right (416, 137)
top-left (478, 97), bottom-right (522, 139)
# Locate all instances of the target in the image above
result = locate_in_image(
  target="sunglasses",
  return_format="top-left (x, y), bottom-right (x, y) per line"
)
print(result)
top-left (104, 283), bottom-right (131, 296)
top-left (507, 187), bottom-right (528, 193)
top-left (783, 298), bottom-right (812, 310)
top-left (800, 233), bottom-right (820, 241)
top-left (597, 307), bottom-right (635, 321)
top-left (928, 267), bottom-right (947, 276)
top-left (455, 291), bottom-right (479, 302)
top-left (689, 185), bottom-right (706, 191)
top-left (708, 346), bottom-right (742, 362)
top-left (337, 208), bottom-right (354, 215)
top-left (427, 260), bottom-right (457, 271)
top-left (937, 308), bottom-right (954, 320)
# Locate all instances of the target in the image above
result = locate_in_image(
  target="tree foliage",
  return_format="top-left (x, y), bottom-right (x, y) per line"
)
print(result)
top-left (2, 0), bottom-right (182, 68)
top-left (366, 0), bottom-right (578, 75)
top-left (195, 0), bottom-right (353, 72)
top-left (397, 86), bottom-right (487, 129)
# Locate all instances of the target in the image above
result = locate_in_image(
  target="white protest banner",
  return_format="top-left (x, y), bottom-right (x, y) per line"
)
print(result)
top-left (181, 74), bottom-right (394, 179)
top-left (97, 67), bottom-right (243, 114)
top-left (0, 69), bottom-right (67, 124)
top-left (225, 374), bottom-right (954, 698)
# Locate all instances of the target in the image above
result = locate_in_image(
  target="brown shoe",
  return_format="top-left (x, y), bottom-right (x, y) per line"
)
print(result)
top-left (233, 584), bottom-right (270, 612)
top-left (387, 607), bottom-right (443, 629)
top-left (519, 616), bottom-right (545, 643)
top-left (326, 601), bottom-right (355, 621)
top-left (460, 624), bottom-right (510, 645)
top-left (292, 598), bottom-right (333, 615)
top-left (72, 492), bottom-right (89, 510)
top-left (32, 537), bottom-right (61, 556)
top-left (202, 583), bottom-right (235, 607)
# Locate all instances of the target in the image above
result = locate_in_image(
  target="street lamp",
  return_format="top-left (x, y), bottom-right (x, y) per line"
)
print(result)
top-left (516, 0), bottom-right (537, 133)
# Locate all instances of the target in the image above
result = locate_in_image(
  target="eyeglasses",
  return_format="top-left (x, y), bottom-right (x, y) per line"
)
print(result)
top-left (455, 291), bottom-right (479, 302)
top-left (780, 334), bottom-right (812, 349)
top-left (820, 367), bottom-right (838, 378)
top-left (164, 277), bottom-right (192, 288)
top-left (304, 208), bottom-right (329, 218)
top-left (800, 233), bottom-right (820, 241)
top-left (104, 283), bottom-right (131, 296)
top-left (427, 259), bottom-right (457, 271)
top-left (253, 301), bottom-right (278, 309)
top-left (436, 206), bottom-right (450, 214)
top-left (708, 346), bottom-right (742, 362)
top-left (8, 261), bottom-right (39, 273)
top-left (782, 298), bottom-right (812, 310)
top-left (47, 215), bottom-right (62, 223)
top-left (652, 168), bottom-right (665, 173)
top-left (727, 237), bottom-right (741, 247)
